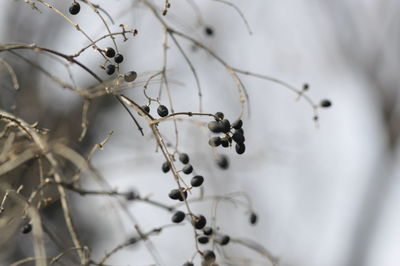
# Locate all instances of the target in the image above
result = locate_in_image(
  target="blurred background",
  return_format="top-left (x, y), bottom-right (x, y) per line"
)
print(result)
top-left (1, 0), bottom-right (400, 265)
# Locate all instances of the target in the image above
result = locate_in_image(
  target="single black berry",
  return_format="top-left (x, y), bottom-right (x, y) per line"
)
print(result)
top-left (203, 250), bottom-right (216, 262)
top-left (235, 143), bottom-right (246, 154)
top-left (216, 154), bottom-right (229, 169)
top-left (182, 262), bottom-right (194, 266)
top-left (250, 212), bottom-right (258, 225)
top-left (179, 153), bottom-right (190, 164)
top-left (231, 119), bottom-right (243, 130)
top-left (171, 211), bottom-right (186, 223)
top-left (198, 235), bottom-right (209, 244)
top-left (203, 227), bottom-right (213, 235)
top-left (232, 131), bottom-right (245, 144)
top-left (191, 175), bottom-right (204, 187)
top-left (214, 112), bottom-right (224, 121)
top-left (126, 190), bottom-right (139, 200)
top-left (303, 83), bottom-right (309, 91)
top-left (192, 215), bottom-right (207, 229)
top-left (182, 164), bottom-right (193, 174)
top-left (141, 105), bottom-right (150, 113)
top-left (208, 121), bottom-right (222, 133)
top-left (168, 189), bottom-right (180, 200)
top-left (124, 71), bottom-right (137, 82)
top-left (220, 138), bottom-right (229, 148)
top-left (162, 161), bottom-right (170, 173)
top-left (320, 99), bottom-right (332, 108)
top-left (69, 2), bottom-right (80, 15)
top-left (220, 119), bottom-right (231, 133)
top-left (114, 54), bottom-right (124, 63)
top-left (218, 235), bottom-right (230, 246)
top-left (209, 136), bottom-right (221, 147)
top-left (106, 64), bottom-right (115, 75)
top-left (105, 47), bottom-right (116, 58)
top-left (21, 223), bottom-right (32, 234)
top-left (157, 105), bottom-right (169, 117)
top-left (204, 26), bottom-right (214, 36)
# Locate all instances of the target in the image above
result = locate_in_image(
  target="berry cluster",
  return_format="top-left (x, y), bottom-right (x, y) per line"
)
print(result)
top-left (208, 112), bottom-right (246, 155)
top-left (103, 47), bottom-right (124, 75)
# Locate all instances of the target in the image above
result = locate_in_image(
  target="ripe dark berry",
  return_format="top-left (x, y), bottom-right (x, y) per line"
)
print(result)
top-left (192, 215), bottom-right (207, 229)
top-left (106, 64), bottom-right (115, 75)
top-left (232, 131), bottom-right (245, 144)
top-left (105, 47), bottom-right (116, 58)
top-left (21, 223), bottom-right (32, 234)
top-left (205, 26), bottom-right (214, 36)
top-left (124, 71), bottom-right (137, 82)
top-left (218, 235), bottom-right (230, 246)
top-left (128, 237), bottom-right (138, 244)
top-left (162, 161), bottom-right (170, 173)
top-left (208, 121), bottom-right (222, 133)
top-left (231, 119), bottom-right (243, 130)
top-left (235, 128), bottom-right (244, 135)
top-left (198, 235), bottom-right (209, 244)
top-left (235, 143), bottom-right (246, 154)
top-left (69, 2), bottom-right (80, 15)
top-left (214, 112), bottom-right (224, 121)
top-left (171, 211), bottom-right (186, 223)
top-left (209, 136), bottom-right (221, 147)
top-left (183, 262), bottom-right (194, 266)
top-left (220, 138), bottom-right (229, 148)
top-left (320, 99), bottom-right (332, 108)
top-left (303, 83), bottom-right (309, 91)
top-left (250, 212), bottom-right (258, 225)
top-left (168, 189), bottom-right (180, 200)
top-left (157, 105), bottom-right (169, 117)
top-left (216, 154), bottom-right (229, 169)
top-left (114, 54), bottom-right (124, 63)
top-left (220, 119), bottom-right (231, 133)
top-left (203, 227), bottom-right (213, 235)
top-left (141, 105), bottom-right (150, 113)
top-left (179, 153), bottom-right (190, 164)
top-left (182, 164), bottom-right (193, 174)
top-left (203, 250), bottom-right (216, 262)
top-left (190, 175), bottom-right (204, 187)
top-left (126, 190), bottom-right (139, 200)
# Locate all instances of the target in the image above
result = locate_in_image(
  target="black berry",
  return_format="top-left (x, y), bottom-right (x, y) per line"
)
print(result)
top-left (250, 212), bottom-right (258, 225)
top-left (69, 2), bottom-right (80, 15)
top-left (179, 153), bottom-right (190, 164)
top-left (141, 105), bottom-right (150, 113)
top-left (203, 250), bottom-right (216, 262)
top-left (203, 227), bottom-right (213, 235)
top-left (220, 119), bottom-right (231, 133)
top-left (208, 121), bottom-right (222, 133)
top-left (171, 211), bottom-right (186, 223)
top-left (192, 215), bottom-right (207, 229)
top-left (168, 189), bottom-right (180, 200)
top-left (209, 136), bottom-right (221, 147)
top-left (216, 154), bottom-right (229, 169)
top-left (157, 105), bottom-right (169, 117)
top-left (191, 175), bottom-right (204, 187)
top-left (114, 54), bottom-right (124, 63)
top-left (235, 143), bottom-right (246, 154)
top-left (124, 71), bottom-right (137, 82)
top-left (183, 262), bottom-right (194, 266)
top-left (198, 235), bottom-right (209, 244)
top-left (205, 26), bottom-right (214, 36)
top-left (218, 235), bottom-right (230, 246)
top-left (220, 138), bottom-right (229, 148)
top-left (232, 131), bottom-right (245, 144)
top-left (231, 119), bottom-right (243, 130)
top-left (21, 223), bottom-right (32, 234)
top-left (182, 164), bottom-right (193, 174)
top-left (106, 64), bottom-right (115, 75)
top-left (126, 190), bottom-right (139, 200)
top-left (214, 112), bottom-right (224, 121)
top-left (320, 99), bottom-right (332, 108)
top-left (105, 47), bottom-right (116, 58)
top-left (162, 161), bottom-right (170, 173)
